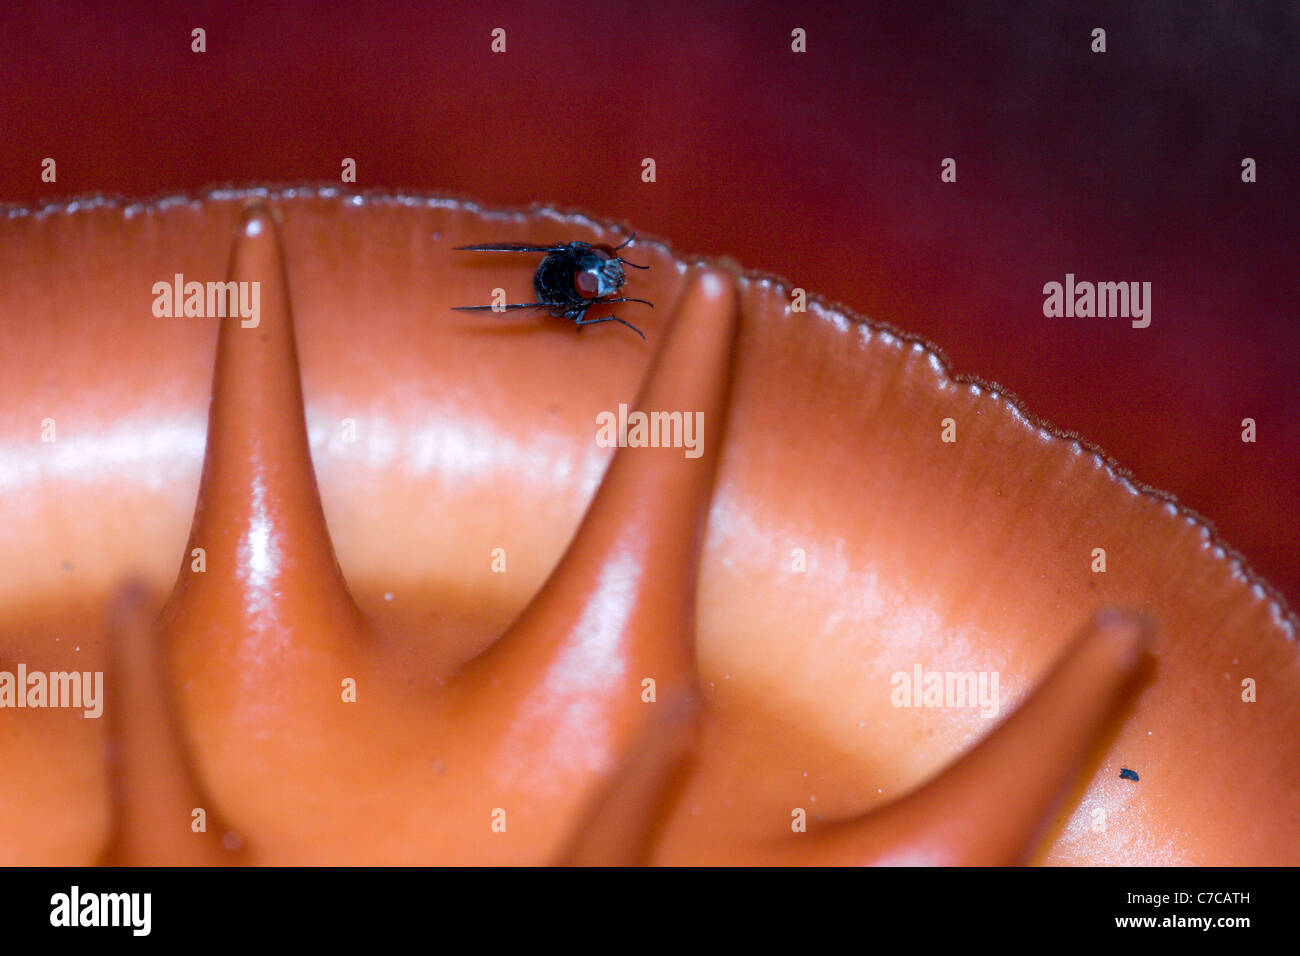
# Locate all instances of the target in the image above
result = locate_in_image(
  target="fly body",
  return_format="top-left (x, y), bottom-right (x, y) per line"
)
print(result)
top-left (453, 234), bottom-right (653, 339)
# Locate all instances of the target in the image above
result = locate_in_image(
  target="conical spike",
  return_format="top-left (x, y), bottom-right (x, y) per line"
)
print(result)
top-left (748, 609), bottom-right (1153, 865)
top-left (100, 581), bottom-right (245, 864)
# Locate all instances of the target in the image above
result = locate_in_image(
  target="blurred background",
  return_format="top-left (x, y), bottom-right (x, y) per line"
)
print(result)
top-left (1, 0), bottom-right (1296, 607)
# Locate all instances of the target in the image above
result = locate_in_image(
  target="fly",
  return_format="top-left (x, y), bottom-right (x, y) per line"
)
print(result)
top-left (452, 234), bottom-right (653, 340)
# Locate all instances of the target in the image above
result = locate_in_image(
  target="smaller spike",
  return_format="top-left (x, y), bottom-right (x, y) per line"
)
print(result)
top-left (100, 581), bottom-right (245, 865)
top-left (723, 610), bottom-right (1153, 864)
top-left (556, 695), bottom-right (701, 865)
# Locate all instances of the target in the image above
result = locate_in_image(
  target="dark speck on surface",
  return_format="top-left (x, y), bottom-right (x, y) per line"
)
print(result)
top-left (1120, 767), bottom-right (1139, 781)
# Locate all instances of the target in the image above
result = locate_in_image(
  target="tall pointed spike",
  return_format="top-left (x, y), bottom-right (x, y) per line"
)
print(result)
top-left (160, 200), bottom-right (365, 641)
top-left (459, 268), bottom-right (738, 768)
top-left (158, 201), bottom-right (367, 769)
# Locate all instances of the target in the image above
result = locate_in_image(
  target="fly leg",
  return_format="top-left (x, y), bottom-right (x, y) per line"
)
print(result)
top-left (575, 314), bottom-right (646, 340)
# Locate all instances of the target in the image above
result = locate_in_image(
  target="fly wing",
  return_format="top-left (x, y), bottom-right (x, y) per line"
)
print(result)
top-left (452, 242), bottom-right (568, 253)
top-left (450, 303), bottom-right (548, 312)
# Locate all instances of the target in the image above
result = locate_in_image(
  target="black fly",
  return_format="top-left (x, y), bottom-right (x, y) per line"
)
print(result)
top-left (452, 234), bottom-right (652, 340)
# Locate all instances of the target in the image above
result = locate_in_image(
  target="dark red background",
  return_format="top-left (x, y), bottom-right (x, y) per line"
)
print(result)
top-left (2, 0), bottom-right (1296, 607)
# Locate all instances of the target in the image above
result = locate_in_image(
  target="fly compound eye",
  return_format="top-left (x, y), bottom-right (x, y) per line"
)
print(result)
top-left (574, 266), bottom-right (605, 298)
top-left (574, 253), bottom-right (622, 298)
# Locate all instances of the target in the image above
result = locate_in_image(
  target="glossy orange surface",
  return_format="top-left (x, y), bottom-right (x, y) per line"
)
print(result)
top-left (0, 190), bottom-right (1295, 864)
